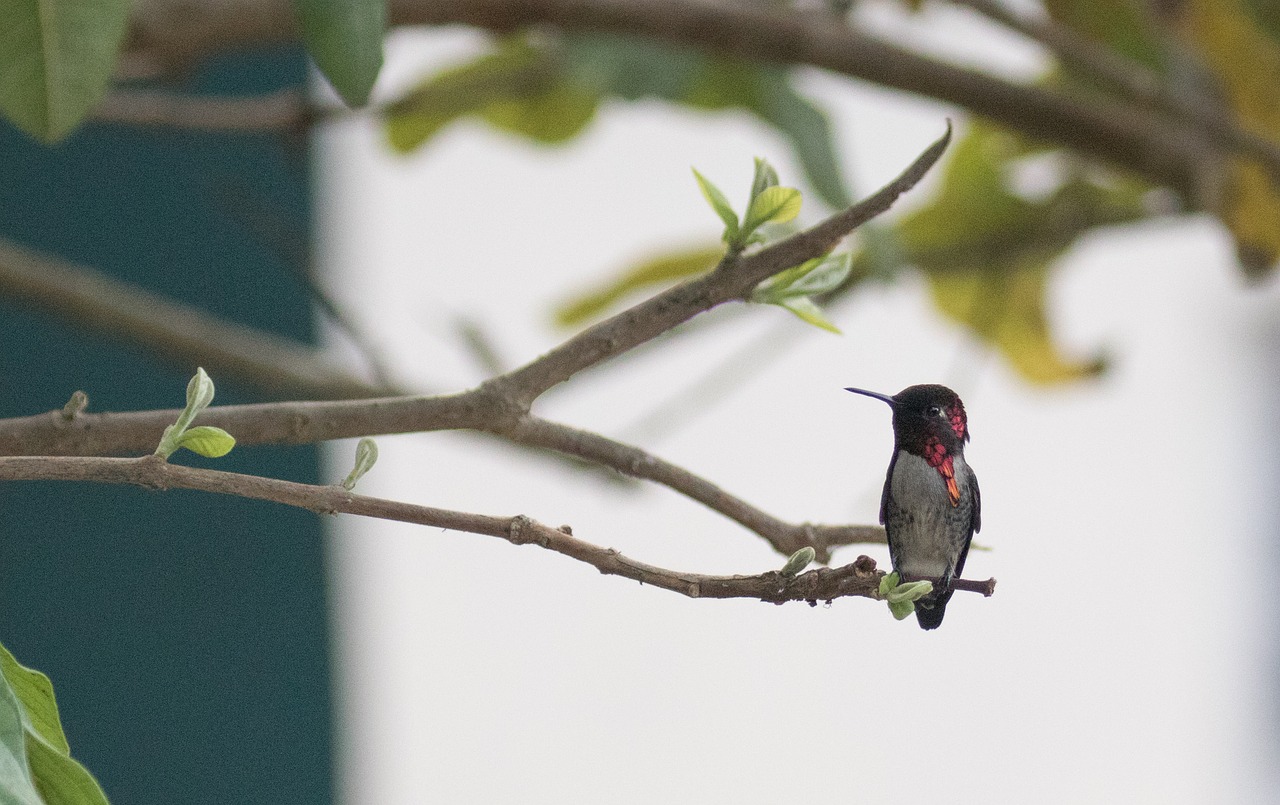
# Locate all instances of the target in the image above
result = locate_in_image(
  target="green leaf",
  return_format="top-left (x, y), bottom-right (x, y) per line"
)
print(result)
top-left (563, 33), bottom-right (853, 208)
top-left (480, 81), bottom-right (598, 143)
top-left (886, 580), bottom-right (934, 604)
top-left (750, 72), bottom-right (853, 209)
top-left (554, 243), bottom-right (724, 327)
top-left (184, 367), bottom-right (215, 416)
top-left (0, 0), bottom-right (132, 142)
top-left (0, 642), bottom-right (109, 805)
top-left (895, 121), bottom-right (1146, 382)
top-left (157, 368), bottom-right (223, 459)
top-left (779, 547), bottom-right (816, 577)
top-left (742, 186), bottom-right (802, 233)
top-left (784, 252), bottom-right (852, 296)
top-left (753, 253), bottom-right (852, 303)
top-left (1180, 2), bottom-right (1280, 277)
top-left (0, 646), bottom-right (68, 756)
top-left (1045, 0), bottom-right (1165, 72)
top-left (0, 671), bottom-right (42, 805)
top-left (774, 297), bottom-right (842, 334)
top-left (691, 168), bottom-right (740, 243)
top-left (888, 600), bottom-right (915, 620)
top-left (878, 572), bottom-right (900, 597)
top-left (385, 37), bottom-right (597, 152)
top-left (750, 157), bottom-right (780, 202)
top-left (1243, 0), bottom-right (1280, 42)
top-left (295, 0), bottom-right (386, 107)
top-left (342, 437), bottom-right (378, 491)
top-left (175, 426), bottom-right (236, 459)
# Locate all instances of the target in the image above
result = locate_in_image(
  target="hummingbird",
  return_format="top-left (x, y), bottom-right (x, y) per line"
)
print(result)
top-left (844, 384), bottom-right (981, 630)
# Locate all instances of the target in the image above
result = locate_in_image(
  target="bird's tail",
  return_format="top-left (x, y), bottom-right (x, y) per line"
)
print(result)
top-left (913, 587), bottom-right (955, 631)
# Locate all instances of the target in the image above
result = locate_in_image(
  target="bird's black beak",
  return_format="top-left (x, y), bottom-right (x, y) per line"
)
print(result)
top-left (844, 387), bottom-right (895, 406)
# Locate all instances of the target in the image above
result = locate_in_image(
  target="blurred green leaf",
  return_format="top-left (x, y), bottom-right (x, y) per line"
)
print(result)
top-left (1242, 0), bottom-right (1280, 42)
top-left (1180, 0), bottom-right (1280, 277)
top-left (0, 0), bottom-right (131, 142)
top-left (0, 671), bottom-right (42, 805)
top-left (893, 121), bottom-right (1147, 383)
top-left (742, 186), bottom-right (802, 233)
top-left (555, 244), bottom-right (723, 327)
top-left (692, 169), bottom-right (741, 242)
top-left (750, 157), bottom-right (781, 202)
top-left (386, 38), bottom-right (597, 152)
top-left (296, 0), bottom-right (385, 107)
top-left (774, 297), bottom-right (842, 334)
top-left (755, 253), bottom-right (852, 302)
top-left (0, 642), bottom-right (109, 805)
top-left (480, 80), bottom-right (598, 143)
top-left (1045, 0), bottom-right (1165, 71)
top-left (398, 33), bottom-right (852, 207)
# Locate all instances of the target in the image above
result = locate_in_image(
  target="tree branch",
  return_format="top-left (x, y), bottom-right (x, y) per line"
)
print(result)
top-left (489, 123), bottom-right (951, 404)
top-left (506, 416), bottom-right (883, 558)
top-left (0, 238), bottom-right (393, 400)
top-left (0, 133), bottom-right (948, 556)
top-left (0, 454), bottom-right (993, 603)
top-left (124, 0), bottom-right (1227, 191)
top-left (90, 88), bottom-right (309, 132)
top-left (946, 0), bottom-right (1280, 179)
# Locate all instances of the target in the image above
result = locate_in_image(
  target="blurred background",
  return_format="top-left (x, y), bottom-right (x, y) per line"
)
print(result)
top-left (3, 0), bottom-right (1280, 802)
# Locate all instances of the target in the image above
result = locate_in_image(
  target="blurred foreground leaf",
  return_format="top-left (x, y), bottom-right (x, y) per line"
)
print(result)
top-left (1180, 0), bottom-right (1280, 278)
top-left (385, 33), bottom-right (850, 207)
top-left (555, 244), bottom-right (723, 327)
top-left (386, 38), bottom-right (598, 150)
top-left (0, 0), bottom-right (131, 142)
top-left (0, 642), bottom-right (109, 805)
top-left (887, 122), bottom-right (1148, 383)
top-left (296, 0), bottom-right (385, 107)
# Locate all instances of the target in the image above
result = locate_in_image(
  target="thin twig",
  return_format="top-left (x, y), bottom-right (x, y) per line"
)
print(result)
top-left (0, 454), bottom-right (994, 602)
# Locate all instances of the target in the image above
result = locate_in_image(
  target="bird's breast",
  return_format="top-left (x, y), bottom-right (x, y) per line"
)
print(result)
top-left (886, 450), bottom-right (971, 579)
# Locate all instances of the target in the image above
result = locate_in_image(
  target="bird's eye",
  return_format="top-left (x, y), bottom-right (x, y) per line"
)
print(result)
top-left (927, 406), bottom-right (942, 417)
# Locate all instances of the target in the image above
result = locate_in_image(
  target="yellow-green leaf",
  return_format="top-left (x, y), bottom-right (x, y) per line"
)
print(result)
top-left (893, 121), bottom-right (1144, 383)
top-left (176, 426), bottom-right (236, 458)
top-left (385, 38), bottom-right (589, 153)
top-left (481, 81), bottom-right (598, 143)
top-left (743, 186), bottom-right (802, 233)
top-left (774, 296), bottom-right (842, 334)
top-left (692, 168), bottom-right (740, 240)
top-left (0, 0), bottom-right (132, 142)
top-left (928, 264), bottom-right (1106, 384)
top-left (0, 642), bottom-right (109, 805)
top-left (554, 244), bottom-right (723, 327)
top-left (1180, 0), bottom-right (1280, 277)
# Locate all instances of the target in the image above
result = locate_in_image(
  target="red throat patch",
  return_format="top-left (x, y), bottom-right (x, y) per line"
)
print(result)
top-left (940, 456), bottom-right (961, 507)
top-left (923, 439), bottom-right (962, 507)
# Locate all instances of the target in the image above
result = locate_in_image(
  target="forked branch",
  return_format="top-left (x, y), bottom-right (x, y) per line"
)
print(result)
top-left (0, 454), bottom-right (994, 603)
top-left (0, 129), bottom-right (951, 563)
